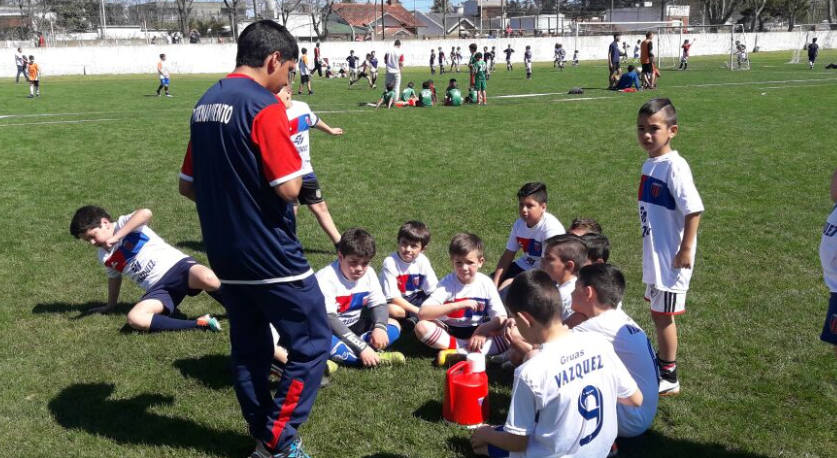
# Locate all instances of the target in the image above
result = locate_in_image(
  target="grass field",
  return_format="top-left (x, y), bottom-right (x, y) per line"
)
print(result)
top-left (1, 51), bottom-right (836, 458)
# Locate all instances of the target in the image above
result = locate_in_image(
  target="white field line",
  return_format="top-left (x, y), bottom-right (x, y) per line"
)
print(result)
top-left (757, 83), bottom-right (834, 90)
top-left (0, 111), bottom-right (112, 119)
top-left (0, 118), bottom-right (116, 127)
top-left (495, 92), bottom-right (567, 98)
top-left (672, 77), bottom-right (837, 89)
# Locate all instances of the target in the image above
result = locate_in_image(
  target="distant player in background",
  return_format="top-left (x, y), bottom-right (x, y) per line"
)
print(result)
top-left (504, 44), bottom-right (515, 71)
top-left (474, 53), bottom-right (488, 104)
top-left (808, 37), bottom-right (819, 70)
top-left (622, 41), bottom-right (629, 62)
top-left (438, 47), bottom-right (446, 75)
top-left (524, 46), bottom-right (533, 79)
top-left (633, 40), bottom-right (641, 63)
top-left (347, 50), bottom-right (360, 88)
top-left (608, 34), bottom-right (622, 89)
top-left (820, 167), bottom-right (837, 360)
top-left (156, 53), bottom-right (171, 97)
top-left (483, 46), bottom-right (493, 80)
top-left (554, 43), bottom-right (566, 70)
top-left (735, 41), bottom-right (748, 68)
top-left (679, 39), bottom-right (694, 70)
top-left (456, 46), bottom-right (463, 72)
top-left (313, 42), bottom-right (323, 77)
top-left (640, 32), bottom-right (655, 88)
top-left (297, 47), bottom-right (314, 95)
top-left (490, 46), bottom-right (497, 71)
top-left (14, 47), bottom-right (28, 83)
top-left (572, 49), bottom-right (580, 67)
top-left (369, 51), bottom-right (379, 88)
top-left (27, 55), bottom-right (40, 98)
top-left (429, 48), bottom-right (436, 74)
top-left (468, 43), bottom-right (479, 87)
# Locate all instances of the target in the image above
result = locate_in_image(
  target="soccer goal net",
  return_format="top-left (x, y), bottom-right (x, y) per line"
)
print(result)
top-left (787, 24), bottom-right (837, 64)
top-left (573, 21), bottom-right (682, 67)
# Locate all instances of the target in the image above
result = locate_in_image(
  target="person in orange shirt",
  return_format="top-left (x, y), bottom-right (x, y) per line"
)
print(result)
top-left (27, 55), bottom-right (40, 98)
top-left (640, 32), bottom-right (655, 89)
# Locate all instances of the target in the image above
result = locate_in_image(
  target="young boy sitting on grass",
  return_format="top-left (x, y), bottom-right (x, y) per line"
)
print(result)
top-left (572, 263), bottom-right (660, 440)
top-left (493, 182), bottom-right (566, 291)
top-left (369, 83), bottom-right (397, 109)
top-left (444, 78), bottom-right (463, 106)
top-left (70, 206), bottom-right (222, 332)
top-left (317, 228), bottom-right (405, 367)
top-left (568, 217), bottom-right (602, 236)
top-left (415, 233), bottom-right (508, 365)
top-left (379, 221), bottom-right (438, 328)
top-left (470, 270), bottom-right (642, 458)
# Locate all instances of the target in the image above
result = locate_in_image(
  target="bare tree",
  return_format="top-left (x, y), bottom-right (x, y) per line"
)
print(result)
top-left (828, 0), bottom-right (835, 28)
top-left (700, 0), bottom-right (743, 24)
top-left (224, 0), bottom-right (241, 41)
top-left (175, 0), bottom-right (194, 37)
top-left (280, 0), bottom-right (306, 24)
top-left (741, 0), bottom-right (769, 31)
top-left (310, 0), bottom-right (336, 41)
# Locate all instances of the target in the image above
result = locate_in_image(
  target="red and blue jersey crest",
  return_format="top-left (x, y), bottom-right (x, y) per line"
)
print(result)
top-left (638, 174), bottom-right (676, 210)
top-left (335, 292), bottom-right (370, 314)
top-left (104, 232), bottom-right (149, 273)
top-left (396, 274), bottom-right (425, 294)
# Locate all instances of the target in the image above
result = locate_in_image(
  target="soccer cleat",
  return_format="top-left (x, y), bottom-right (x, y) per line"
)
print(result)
top-left (607, 442), bottom-right (618, 457)
top-left (659, 378), bottom-right (680, 396)
top-left (435, 349), bottom-right (466, 367)
top-left (377, 351), bottom-right (406, 366)
top-left (196, 314), bottom-right (222, 332)
top-left (27, 94), bottom-right (34, 98)
top-left (325, 360), bottom-right (338, 375)
top-left (251, 437), bottom-right (312, 458)
top-left (165, 94), bottom-right (173, 98)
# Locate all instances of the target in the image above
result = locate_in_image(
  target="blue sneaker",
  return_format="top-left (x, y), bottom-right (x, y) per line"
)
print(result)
top-left (251, 438), bottom-right (311, 458)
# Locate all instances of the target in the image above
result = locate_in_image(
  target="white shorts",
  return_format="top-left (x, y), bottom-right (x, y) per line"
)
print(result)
top-left (645, 284), bottom-right (686, 315)
top-left (525, 62), bottom-right (532, 71)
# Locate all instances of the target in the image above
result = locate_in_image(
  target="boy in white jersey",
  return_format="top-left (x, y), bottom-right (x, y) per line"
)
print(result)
top-left (156, 54), bottom-right (172, 97)
top-left (636, 98), bottom-right (703, 395)
top-left (415, 233), bottom-right (509, 365)
top-left (572, 264), bottom-right (659, 441)
top-left (70, 206), bottom-right (222, 332)
top-left (470, 270), bottom-right (642, 458)
top-left (380, 221), bottom-right (438, 328)
top-left (318, 228), bottom-right (405, 367)
top-left (494, 182), bottom-right (566, 291)
top-left (820, 168), bottom-right (837, 358)
top-left (277, 85), bottom-right (344, 246)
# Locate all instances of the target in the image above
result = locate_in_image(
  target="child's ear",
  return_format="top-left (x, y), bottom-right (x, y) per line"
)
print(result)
top-left (669, 124), bottom-right (679, 136)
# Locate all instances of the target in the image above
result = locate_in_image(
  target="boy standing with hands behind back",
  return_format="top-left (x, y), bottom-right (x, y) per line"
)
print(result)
top-left (636, 98), bottom-right (703, 396)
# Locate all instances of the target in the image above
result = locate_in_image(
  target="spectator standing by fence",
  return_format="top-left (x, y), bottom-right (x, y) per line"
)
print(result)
top-left (15, 48), bottom-right (28, 83)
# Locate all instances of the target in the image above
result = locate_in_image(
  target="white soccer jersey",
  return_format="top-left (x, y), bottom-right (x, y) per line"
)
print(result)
top-left (638, 151), bottom-right (704, 292)
top-left (98, 213), bottom-right (188, 291)
top-left (557, 277), bottom-right (577, 321)
top-left (424, 272), bottom-right (505, 328)
top-left (158, 60), bottom-right (170, 78)
top-left (286, 101), bottom-right (320, 178)
top-left (507, 212), bottom-right (566, 270)
top-left (505, 333), bottom-right (638, 458)
top-left (821, 204), bottom-right (837, 292)
top-left (316, 261), bottom-right (387, 327)
top-left (574, 309), bottom-right (659, 438)
top-left (379, 252), bottom-right (438, 301)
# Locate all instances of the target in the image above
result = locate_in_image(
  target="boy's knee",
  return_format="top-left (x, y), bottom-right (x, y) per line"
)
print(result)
top-left (414, 320), bottom-right (434, 336)
top-left (126, 308), bottom-right (152, 331)
top-left (651, 312), bottom-right (675, 326)
top-left (388, 303), bottom-right (406, 318)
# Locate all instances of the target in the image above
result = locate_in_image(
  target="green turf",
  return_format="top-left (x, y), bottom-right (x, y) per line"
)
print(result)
top-left (1, 51), bottom-right (836, 458)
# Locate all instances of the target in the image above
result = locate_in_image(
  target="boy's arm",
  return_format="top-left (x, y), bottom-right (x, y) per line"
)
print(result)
top-left (391, 295), bottom-right (420, 315)
top-left (471, 426), bottom-right (529, 453)
top-left (107, 209), bottom-right (152, 249)
top-left (328, 312), bottom-right (369, 355)
top-left (830, 168), bottom-right (837, 203)
top-left (314, 119), bottom-right (343, 136)
top-left (375, 96), bottom-right (384, 108)
top-left (387, 97), bottom-right (394, 109)
top-left (418, 299), bottom-right (478, 321)
top-left (493, 249), bottom-right (518, 287)
top-left (618, 388), bottom-right (643, 407)
top-left (367, 303), bottom-right (391, 350)
top-left (473, 316), bottom-right (506, 337)
top-left (673, 212), bottom-right (702, 269)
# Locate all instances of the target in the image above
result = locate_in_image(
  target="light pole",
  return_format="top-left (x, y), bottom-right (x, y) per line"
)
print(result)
top-left (100, 0), bottom-right (107, 39)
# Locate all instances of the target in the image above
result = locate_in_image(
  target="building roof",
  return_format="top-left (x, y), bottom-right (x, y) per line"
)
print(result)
top-left (332, 2), bottom-right (421, 28)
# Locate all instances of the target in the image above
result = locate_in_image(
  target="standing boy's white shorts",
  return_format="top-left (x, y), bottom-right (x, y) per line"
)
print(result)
top-left (525, 62), bottom-right (532, 72)
top-left (645, 284), bottom-right (687, 315)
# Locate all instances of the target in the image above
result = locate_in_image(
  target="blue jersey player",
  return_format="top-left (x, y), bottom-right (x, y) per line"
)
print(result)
top-left (179, 21), bottom-right (330, 458)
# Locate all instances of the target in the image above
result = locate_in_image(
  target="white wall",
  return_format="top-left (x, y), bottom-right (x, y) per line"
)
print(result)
top-left (3, 30), bottom-right (836, 77)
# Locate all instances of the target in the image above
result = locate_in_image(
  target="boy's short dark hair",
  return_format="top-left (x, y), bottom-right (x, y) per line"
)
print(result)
top-left (449, 78), bottom-right (457, 84)
top-left (475, 52), bottom-right (483, 60)
top-left (386, 82), bottom-right (394, 91)
top-left (517, 182), bottom-right (548, 204)
top-left (301, 47), bottom-right (307, 54)
top-left (506, 270), bottom-right (563, 325)
top-left (394, 39), bottom-right (401, 46)
top-left (613, 34), bottom-right (620, 40)
top-left (469, 43), bottom-right (478, 52)
top-left (544, 234), bottom-right (588, 274)
top-left (408, 81), bottom-right (415, 88)
top-left (236, 20), bottom-right (299, 68)
top-left (581, 233), bottom-right (610, 263)
top-left (569, 218), bottom-right (602, 235)
top-left (577, 263), bottom-right (625, 309)
top-left (338, 228), bottom-right (376, 259)
top-left (627, 64), bottom-right (635, 72)
top-left (398, 220), bottom-right (430, 247)
top-left (449, 233), bottom-right (484, 258)
top-left (646, 31), bottom-right (653, 38)
top-left (638, 97), bottom-right (678, 127)
top-left (422, 80), bottom-right (430, 89)
top-left (159, 53), bottom-right (165, 59)
top-left (70, 205), bottom-right (112, 238)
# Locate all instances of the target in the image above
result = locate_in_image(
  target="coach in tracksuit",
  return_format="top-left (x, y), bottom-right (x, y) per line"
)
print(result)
top-left (179, 20), bottom-right (330, 458)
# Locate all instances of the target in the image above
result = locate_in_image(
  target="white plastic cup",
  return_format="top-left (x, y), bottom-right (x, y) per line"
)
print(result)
top-left (467, 353), bottom-right (486, 373)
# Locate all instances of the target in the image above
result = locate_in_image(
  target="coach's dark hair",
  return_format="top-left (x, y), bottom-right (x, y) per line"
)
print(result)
top-left (577, 263), bottom-right (625, 309)
top-left (398, 220), bottom-right (431, 247)
top-left (544, 234), bottom-right (588, 275)
top-left (70, 205), bottom-right (112, 238)
top-left (517, 182), bottom-right (548, 204)
top-left (638, 97), bottom-right (677, 126)
top-left (394, 39), bottom-right (401, 46)
top-left (469, 43), bottom-right (478, 52)
top-left (506, 270), bottom-right (563, 324)
top-left (569, 218), bottom-right (602, 236)
top-left (449, 232), bottom-right (484, 258)
top-left (581, 233), bottom-right (610, 263)
top-left (338, 228), bottom-right (376, 259)
top-left (236, 20), bottom-right (299, 68)
top-left (645, 31), bottom-right (653, 38)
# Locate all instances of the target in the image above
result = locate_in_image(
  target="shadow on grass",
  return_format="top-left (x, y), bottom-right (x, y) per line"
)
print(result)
top-left (49, 383), bottom-right (251, 457)
top-left (618, 430), bottom-right (772, 458)
top-left (175, 240), bottom-right (206, 253)
top-left (446, 436), bottom-right (475, 457)
top-left (361, 454), bottom-right (410, 458)
top-left (31, 301), bottom-right (133, 319)
top-left (390, 334), bottom-right (437, 359)
top-left (173, 354), bottom-right (232, 390)
top-left (413, 399), bottom-right (443, 423)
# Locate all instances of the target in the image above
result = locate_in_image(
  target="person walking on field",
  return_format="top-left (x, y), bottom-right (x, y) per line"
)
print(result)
top-left (385, 39), bottom-right (404, 96)
top-left (178, 20), bottom-right (331, 458)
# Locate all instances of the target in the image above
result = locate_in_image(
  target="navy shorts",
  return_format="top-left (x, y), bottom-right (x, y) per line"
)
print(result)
top-left (821, 293), bottom-right (837, 345)
top-left (403, 290), bottom-right (430, 308)
top-left (487, 426), bottom-right (510, 457)
top-left (296, 179), bottom-right (324, 205)
top-left (140, 257), bottom-right (202, 314)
